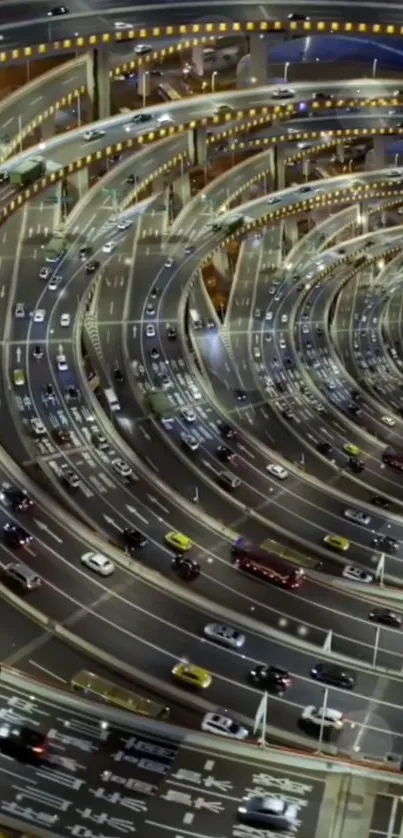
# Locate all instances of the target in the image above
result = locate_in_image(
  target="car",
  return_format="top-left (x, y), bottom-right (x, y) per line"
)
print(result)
top-left (371, 495), bottom-right (390, 509)
top-left (60, 313), bottom-right (70, 327)
top-left (372, 535), bottom-right (398, 552)
top-left (114, 367), bottom-right (124, 384)
top-left (43, 383), bottom-right (55, 401)
top-left (369, 607), bottom-right (401, 628)
top-left (0, 722), bottom-right (48, 761)
top-left (117, 218), bottom-right (132, 231)
top-left (164, 531), bottom-right (192, 552)
top-left (134, 43), bottom-right (153, 54)
top-left (120, 528), bottom-right (148, 554)
top-left (288, 12), bottom-right (310, 19)
top-left (39, 267), bottom-right (51, 280)
top-left (3, 522), bottom-right (32, 548)
top-left (60, 465), bottom-right (80, 488)
top-left (172, 661), bottom-right (210, 688)
top-left (86, 260), bottom-right (99, 274)
top-left (91, 430), bottom-right (108, 449)
top-left (216, 444), bottom-right (235, 463)
top-left (166, 325), bottom-right (177, 340)
top-left (164, 256), bottom-right (174, 268)
top-left (132, 113), bottom-right (153, 124)
top-left (102, 240), bottom-right (117, 254)
top-left (217, 420), bottom-right (236, 439)
top-left (343, 508), bottom-right (371, 526)
top-left (299, 705), bottom-right (344, 738)
top-left (317, 441), bottom-right (333, 457)
top-left (111, 458), bottom-right (132, 478)
top-left (172, 555), bottom-right (200, 581)
top-left (0, 486), bottom-right (33, 512)
top-left (81, 552), bottom-right (115, 576)
top-left (33, 309), bottom-right (46, 323)
top-left (181, 432), bottom-right (199, 452)
top-left (13, 369), bottom-right (25, 387)
top-left (271, 87), bottom-right (295, 99)
top-left (203, 622), bottom-right (245, 649)
top-left (266, 463), bottom-right (288, 480)
top-left (79, 245), bottom-right (92, 260)
top-left (29, 417), bottom-right (46, 436)
top-left (234, 389), bottom-right (247, 402)
top-left (342, 564), bottom-right (374, 584)
top-left (48, 274), bottom-right (62, 290)
top-left (14, 302), bottom-right (25, 318)
top-left (189, 384), bottom-right (202, 400)
top-left (349, 457), bottom-right (364, 473)
top-left (47, 6), bottom-right (69, 15)
top-left (146, 304), bottom-right (155, 316)
top-left (65, 385), bottom-right (80, 402)
top-left (238, 795), bottom-right (300, 830)
top-left (323, 534), bottom-right (350, 552)
top-left (83, 129), bottom-right (105, 141)
top-left (149, 347), bottom-right (160, 360)
top-left (53, 428), bottom-right (71, 445)
top-left (381, 415), bottom-right (396, 427)
top-left (181, 406), bottom-right (196, 423)
top-left (281, 313), bottom-right (288, 324)
top-left (343, 442), bottom-right (361, 456)
top-left (311, 662), bottom-right (355, 689)
top-left (56, 354), bottom-right (68, 371)
top-left (214, 103), bottom-right (234, 115)
top-left (146, 324), bottom-right (155, 337)
top-left (201, 712), bottom-right (249, 739)
top-left (249, 664), bottom-right (291, 694)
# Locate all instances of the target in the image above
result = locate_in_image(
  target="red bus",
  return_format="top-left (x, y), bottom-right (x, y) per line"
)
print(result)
top-left (382, 447), bottom-right (403, 471)
top-left (231, 538), bottom-right (305, 590)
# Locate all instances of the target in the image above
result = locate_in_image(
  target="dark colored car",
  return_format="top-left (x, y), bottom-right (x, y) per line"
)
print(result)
top-left (234, 389), bottom-right (247, 401)
top-left (371, 495), bottom-right (390, 509)
top-left (86, 260), bottom-right (99, 274)
top-left (171, 555), bottom-right (200, 581)
top-left (43, 383), bottom-right (55, 400)
top-left (217, 421), bottom-right (236, 439)
top-left (249, 664), bottom-right (291, 694)
top-left (114, 367), bottom-right (124, 384)
top-left (311, 662), bottom-right (355, 689)
top-left (349, 457), bottom-right (364, 473)
top-left (317, 441), bottom-right (333, 456)
top-left (216, 445), bottom-right (235, 463)
top-left (3, 522), bottom-right (32, 548)
top-left (1, 487), bottom-right (33, 512)
top-left (53, 428), bottom-right (71, 445)
top-left (368, 608), bottom-right (401, 628)
top-left (371, 535), bottom-right (398, 552)
top-left (0, 723), bottom-right (48, 762)
top-left (122, 528), bottom-right (148, 555)
top-left (65, 385), bottom-right (80, 401)
top-left (166, 326), bottom-right (177, 340)
top-left (79, 245), bottom-right (92, 260)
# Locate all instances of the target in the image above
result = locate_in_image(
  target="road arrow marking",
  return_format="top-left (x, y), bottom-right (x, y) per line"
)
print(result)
top-left (103, 514), bottom-right (120, 530)
top-left (33, 519), bottom-right (63, 544)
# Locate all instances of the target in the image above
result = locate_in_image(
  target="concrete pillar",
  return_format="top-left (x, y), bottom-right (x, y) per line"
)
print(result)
top-left (275, 144), bottom-right (285, 191)
top-left (249, 33), bottom-right (268, 86)
top-left (137, 69), bottom-right (151, 103)
top-left (336, 142), bottom-right (345, 164)
top-left (357, 201), bottom-right (368, 234)
top-left (173, 173), bottom-right (191, 208)
top-left (92, 47), bottom-right (110, 121)
top-left (285, 218), bottom-right (298, 248)
top-left (40, 114), bottom-right (55, 141)
top-left (188, 126), bottom-right (207, 166)
top-left (373, 136), bottom-right (385, 170)
top-left (153, 174), bottom-right (167, 195)
top-left (69, 169), bottom-right (89, 201)
top-left (213, 248), bottom-right (230, 278)
top-left (192, 45), bottom-right (204, 77)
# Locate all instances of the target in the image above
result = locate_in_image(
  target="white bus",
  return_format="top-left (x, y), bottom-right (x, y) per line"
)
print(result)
top-left (104, 388), bottom-right (121, 412)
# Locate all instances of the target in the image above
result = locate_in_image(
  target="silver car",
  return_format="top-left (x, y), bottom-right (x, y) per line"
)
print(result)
top-left (238, 795), bottom-right (299, 831)
top-left (203, 623), bottom-right (245, 649)
top-left (343, 508), bottom-right (371, 526)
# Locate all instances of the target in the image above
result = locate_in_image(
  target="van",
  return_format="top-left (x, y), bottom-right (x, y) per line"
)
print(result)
top-left (3, 562), bottom-right (41, 592)
top-left (217, 470), bottom-right (241, 491)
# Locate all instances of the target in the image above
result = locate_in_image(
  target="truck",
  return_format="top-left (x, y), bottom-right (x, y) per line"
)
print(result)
top-left (45, 235), bottom-right (67, 263)
top-left (146, 390), bottom-right (174, 421)
top-left (9, 157), bottom-right (46, 188)
top-left (104, 388), bottom-right (121, 412)
top-left (212, 214), bottom-right (245, 234)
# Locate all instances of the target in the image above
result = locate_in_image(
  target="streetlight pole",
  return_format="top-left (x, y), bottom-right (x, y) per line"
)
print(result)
top-left (142, 72), bottom-right (149, 109)
top-left (317, 688), bottom-right (329, 753)
top-left (193, 486), bottom-right (199, 504)
top-left (211, 71), bottom-right (217, 93)
top-left (284, 62), bottom-right (290, 83)
top-left (77, 91), bottom-right (82, 128)
top-left (372, 58), bottom-right (378, 78)
top-left (372, 625), bottom-right (381, 668)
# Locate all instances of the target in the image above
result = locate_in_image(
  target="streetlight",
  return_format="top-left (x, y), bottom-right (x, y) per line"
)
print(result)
top-left (18, 115), bottom-right (22, 154)
top-left (211, 71), bottom-right (218, 93)
top-left (192, 486), bottom-right (199, 504)
top-left (317, 688), bottom-right (329, 753)
top-left (372, 625), bottom-right (381, 667)
top-left (372, 58), bottom-right (378, 78)
top-left (284, 62), bottom-right (290, 83)
top-left (142, 71), bottom-right (149, 109)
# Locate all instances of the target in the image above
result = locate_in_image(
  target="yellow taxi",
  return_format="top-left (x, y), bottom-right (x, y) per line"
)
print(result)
top-left (343, 442), bottom-right (361, 457)
top-left (13, 369), bottom-right (25, 387)
top-left (323, 534), bottom-right (350, 552)
top-left (164, 531), bottom-right (192, 552)
top-left (171, 661), bottom-right (212, 689)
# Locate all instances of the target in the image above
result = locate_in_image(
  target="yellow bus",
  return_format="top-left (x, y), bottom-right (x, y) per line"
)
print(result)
top-left (71, 670), bottom-right (170, 719)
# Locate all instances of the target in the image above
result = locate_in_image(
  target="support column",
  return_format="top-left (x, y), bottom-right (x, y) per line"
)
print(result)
top-left (336, 142), bottom-right (345, 164)
top-left (366, 136), bottom-right (385, 172)
top-left (192, 45), bottom-right (204, 77)
top-left (92, 47), bottom-right (110, 121)
top-left (357, 201), bottom-right (368, 234)
top-left (40, 113), bottom-right (55, 141)
top-left (188, 126), bottom-right (207, 166)
top-left (285, 218), bottom-right (298, 248)
top-left (213, 248), bottom-right (230, 278)
top-left (275, 145), bottom-right (285, 191)
top-left (137, 69), bottom-right (151, 104)
top-left (249, 33), bottom-right (268, 86)
top-left (173, 173), bottom-right (191, 209)
top-left (68, 169), bottom-right (89, 201)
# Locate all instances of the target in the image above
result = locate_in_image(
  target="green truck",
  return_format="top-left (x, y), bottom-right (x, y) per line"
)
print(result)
top-left (45, 235), bottom-right (67, 263)
top-left (9, 157), bottom-right (46, 188)
top-left (146, 390), bottom-right (174, 421)
top-left (212, 214), bottom-right (245, 233)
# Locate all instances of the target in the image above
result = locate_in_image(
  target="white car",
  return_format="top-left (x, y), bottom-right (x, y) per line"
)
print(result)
top-left (112, 458), bottom-right (132, 478)
top-left (83, 128), bottom-right (105, 141)
top-left (201, 712), bottom-right (249, 740)
top-left (300, 705), bottom-right (344, 731)
top-left (48, 275), bottom-right (62, 291)
top-left (342, 564), bottom-right (374, 584)
top-left (253, 347), bottom-right (261, 360)
top-left (60, 313), bottom-right (71, 328)
top-left (102, 240), bottom-right (117, 254)
top-left (189, 384), bottom-right (202, 401)
top-left (134, 43), bottom-right (152, 54)
top-left (281, 314), bottom-right (288, 324)
top-left (265, 311), bottom-right (273, 321)
top-left (343, 508), bottom-right (371, 526)
top-left (30, 417), bottom-right (47, 436)
top-left (56, 354), bottom-right (68, 372)
top-left (302, 324), bottom-right (310, 334)
top-left (14, 303), bottom-right (25, 318)
top-left (146, 324), bottom-right (155, 338)
top-left (117, 218), bottom-right (132, 231)
top-left (33, 309), bottom-right (46, 323)
top-left (81, 552), bottom-right (115, 577)
top-left (114, 20), bottom-right (131, 29)
top-left (271, 87), bottom-right (295, 99)
top-left (381, 416), bottom-right (396, 428)
top-left (164, 256), bottom-right (174, 268)
top-left (181, 432), bottom-right (199, 452)
top-left (181, 406), bottom-right (196, 422)
top-left (266, 463), bottom-right (288, 480)
top-left (39, 267), bottom-right (51, 280)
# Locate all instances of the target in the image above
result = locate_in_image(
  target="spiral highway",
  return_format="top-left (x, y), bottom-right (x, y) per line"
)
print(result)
top-left (3, 6), bottom-right (403, 838)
